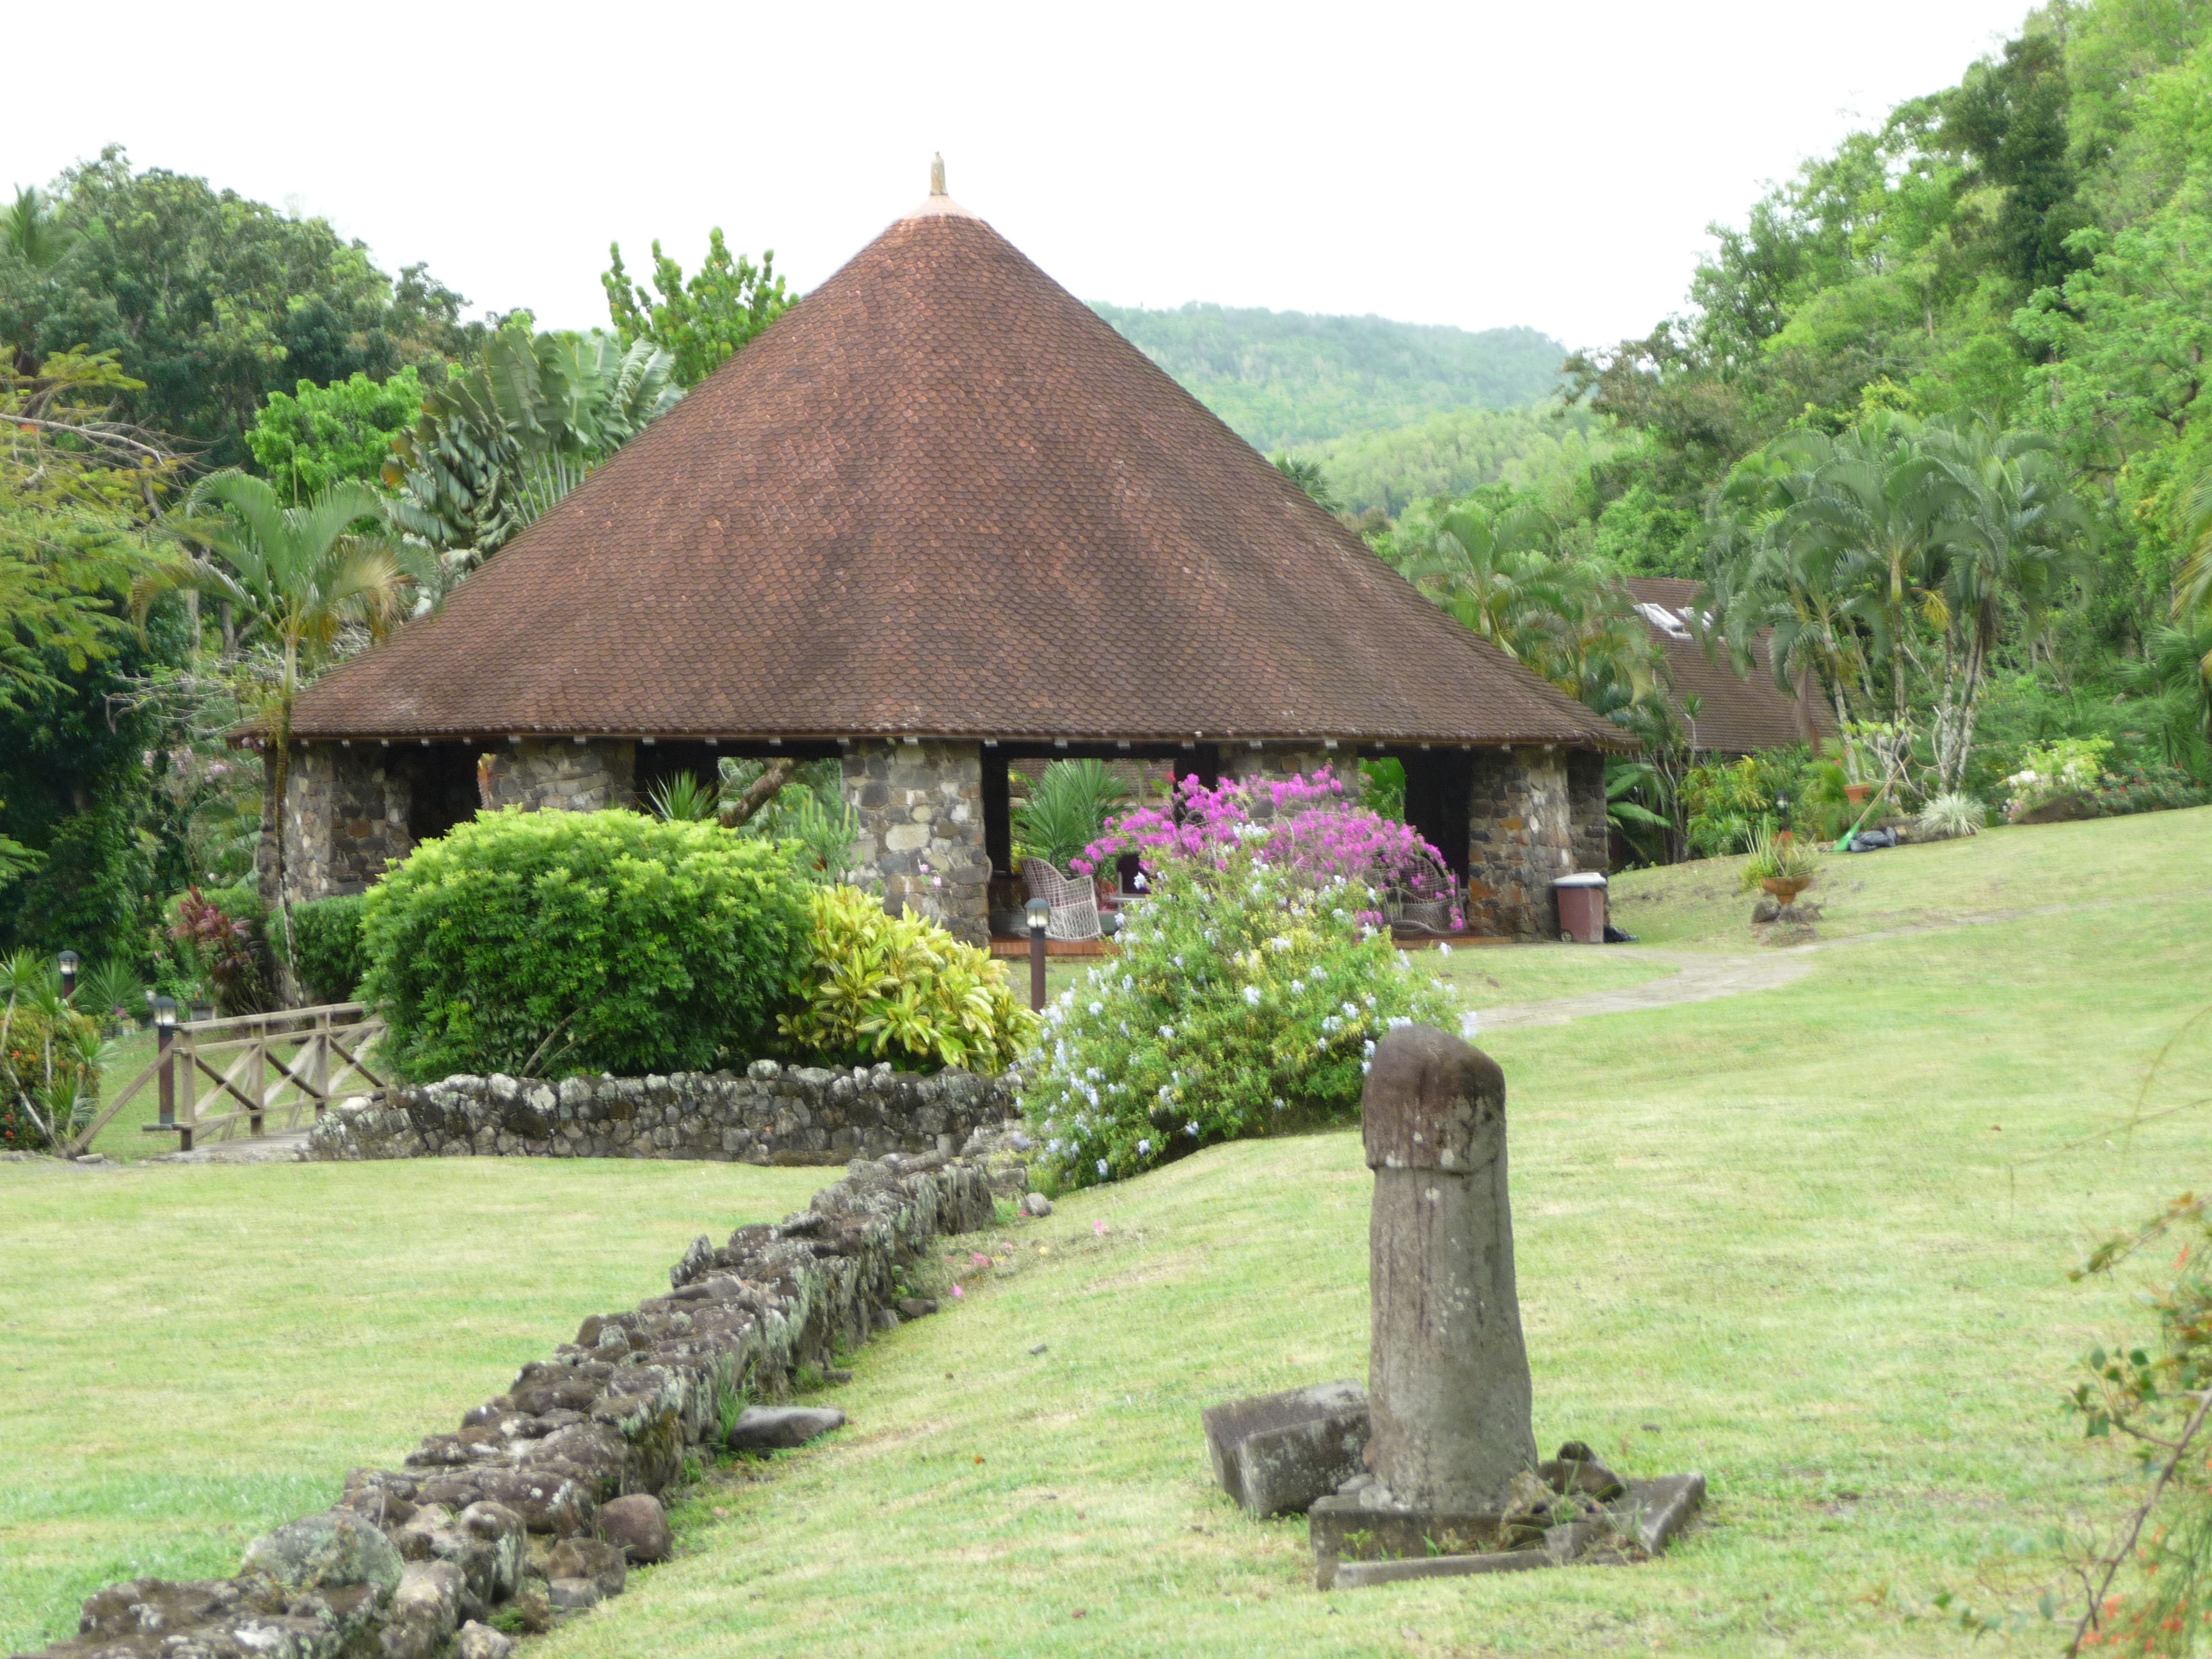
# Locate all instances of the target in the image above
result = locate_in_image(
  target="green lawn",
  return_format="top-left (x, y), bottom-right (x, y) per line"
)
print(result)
top-left (6, 806), bottom-right (2209, 1656)
top-left (0, 1159), bottom-right (826, 1655)
top-left (1608, 805), bottom-right (2212, 949)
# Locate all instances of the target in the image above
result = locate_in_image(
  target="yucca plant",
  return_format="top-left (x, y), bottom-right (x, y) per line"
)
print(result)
top-left (647, 771), bottom-right (724, 822)
top-left (1, 951), bottom-right (106, 1153)
top-left (1915, 792), bottom-right (1987, 840)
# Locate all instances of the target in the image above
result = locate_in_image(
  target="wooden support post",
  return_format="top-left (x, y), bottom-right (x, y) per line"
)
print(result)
top-left (177, 1032), bottom-right (196, 1153)
top-left (248, 1034), bottom-right (266, 1137)
top-left (310, 1012), bottom-right (331, 1118)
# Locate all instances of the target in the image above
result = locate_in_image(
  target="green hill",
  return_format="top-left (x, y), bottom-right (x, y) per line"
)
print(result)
top-left (1286, 405), bottom-right (1618, 519)
top-left (1089, 301), bottom-right (1567, 455)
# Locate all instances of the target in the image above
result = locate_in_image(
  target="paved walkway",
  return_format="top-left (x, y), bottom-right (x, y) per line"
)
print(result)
top-left (151, 1127), bottom-right (314, 1165)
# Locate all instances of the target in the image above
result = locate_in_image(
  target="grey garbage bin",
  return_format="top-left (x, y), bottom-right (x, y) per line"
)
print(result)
top-left (1553, 872), bottom-right (1608, 943)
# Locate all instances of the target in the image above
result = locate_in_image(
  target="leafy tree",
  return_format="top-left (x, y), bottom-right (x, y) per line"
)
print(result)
top-left (384, 323), bottom-right (680, 588)
top-left (0, 147), bottom-right (486, 468)
top-left (603, 230), bottom-right (791, 389)
top-left (246, 368), bottom-right (426, 502)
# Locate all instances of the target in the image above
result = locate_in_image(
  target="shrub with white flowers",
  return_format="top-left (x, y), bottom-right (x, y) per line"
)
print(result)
top-left (1021, 843), bottom-right (1453, 1190)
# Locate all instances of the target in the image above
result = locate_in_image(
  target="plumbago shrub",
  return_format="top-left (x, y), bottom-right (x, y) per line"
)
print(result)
top-left (780, 884), bottom-right (1038, 1072)
top-left (360, 809), bottom-right (812, 1082)
top-left (1022, 846), bottom-right (1454, 1190)
top-left (1075, 767), bottom-right (1463, 929)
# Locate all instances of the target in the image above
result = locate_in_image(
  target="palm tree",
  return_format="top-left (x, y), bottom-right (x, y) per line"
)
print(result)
top-left (1393, 501), bottom-right (1564, 657)
top-left (1923, 419), bottom-right (2088, 790)
top-left (164, 471), bottom-right (422, 918)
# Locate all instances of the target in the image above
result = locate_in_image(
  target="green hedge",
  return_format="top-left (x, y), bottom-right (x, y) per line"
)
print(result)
top-left (283, 893), bottom-right (370, 1005)
top-left (360, 809), bottom-right (812, 1082)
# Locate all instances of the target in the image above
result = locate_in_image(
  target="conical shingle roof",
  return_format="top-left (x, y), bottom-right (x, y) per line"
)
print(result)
top-left (292, 191), bottom-right (1628, 751)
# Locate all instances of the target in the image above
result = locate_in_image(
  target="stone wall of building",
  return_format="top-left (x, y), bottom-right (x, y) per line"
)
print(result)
top-left (282, 743), bottom-right (417, 904)
top-left (1223, 744), bottom-right (1338, 819)
top-left (309, 1062), bottom-right (1016, 1166)
top-left (482, 740), bottom-right (636, 813)
top-left (20, 1150), bottom-right (1022, 1659)
top-left (1567, 750), bottom-right (1610, 880)
top-left (1466, 747), bottom-right (1580, 940)
top-left (842, 740), bottom-right (989, 945)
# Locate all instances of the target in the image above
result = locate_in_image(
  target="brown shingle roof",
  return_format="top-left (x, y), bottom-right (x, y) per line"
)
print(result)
top-left (1626, 578), bottom-right (1831, 755)
top-left (293, 194), bottom-right (1628, 751)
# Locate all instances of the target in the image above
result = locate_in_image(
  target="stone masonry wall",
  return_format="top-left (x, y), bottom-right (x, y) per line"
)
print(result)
top-left (1223, 745), bottom-right (1338, 819)
top-left (842, 740), bottom-right (988, 946)
top-left (282, 743), bottom-right (417, 904)
top-left (1466, 747), bottom-right (1579, 940)
top-left (483, 740), bottom-right (636, 813)
top-left (1567, 750), bottom-right (1610, 880)
top-left (309, 1062), bottom-right (1015, 1166)
top-left (20, 1150), bottom-right (1020, 1659)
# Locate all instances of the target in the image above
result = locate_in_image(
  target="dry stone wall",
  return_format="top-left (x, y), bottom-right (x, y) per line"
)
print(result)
top-left (309, 1062), bottom-right (1014, 1166)
top-left (18, 1150), bottom-right (1018, 1659)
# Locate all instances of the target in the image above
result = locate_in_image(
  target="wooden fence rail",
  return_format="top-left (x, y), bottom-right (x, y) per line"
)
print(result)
top-left (70, 1002), bottom-right (390, 1155)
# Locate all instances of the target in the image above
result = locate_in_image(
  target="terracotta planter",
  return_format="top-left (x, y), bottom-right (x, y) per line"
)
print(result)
top-left (1759, 876), bottom-right (1811, 904)
top-left (1844, 782), bottom-right (1874, 806)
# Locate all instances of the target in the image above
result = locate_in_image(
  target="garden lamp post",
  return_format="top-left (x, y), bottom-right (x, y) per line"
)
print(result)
top-left (57, 950), bottom-right (78, 1000)
top-left (153, 997), bottom-right (178, 1130)
top-left (1027, 898), bottom-right (1050, 1012)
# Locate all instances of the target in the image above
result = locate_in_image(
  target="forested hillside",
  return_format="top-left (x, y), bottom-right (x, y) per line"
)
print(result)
top-left (1282, 406), bottom-right (1615, 519)
top-left (1089, 301), bottom-right (1565, 453)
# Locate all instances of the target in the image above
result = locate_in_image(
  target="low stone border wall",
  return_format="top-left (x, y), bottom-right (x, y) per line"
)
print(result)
top-left (22, 1148), bottom-right (1023, 1659)
top-left (309, 1061), bottom-right (1014, 1166)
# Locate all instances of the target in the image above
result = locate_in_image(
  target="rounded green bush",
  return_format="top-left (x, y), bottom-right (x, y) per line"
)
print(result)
top-left (360, 809), bottom-right (812, 1082)
top-left (281, 892), bottom-right (370, 1005)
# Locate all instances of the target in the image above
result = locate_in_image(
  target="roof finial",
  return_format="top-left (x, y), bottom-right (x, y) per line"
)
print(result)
top-left (930, 153), bottom-right (947, 196)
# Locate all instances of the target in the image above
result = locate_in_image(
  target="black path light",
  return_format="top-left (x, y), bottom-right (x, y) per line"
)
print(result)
top-left (152, 997), bottom-right (179, 1130)
top-left (1027, 898), bottom-right (1050, 1013)
top-left (57, 950), bottom-right (79, 1000)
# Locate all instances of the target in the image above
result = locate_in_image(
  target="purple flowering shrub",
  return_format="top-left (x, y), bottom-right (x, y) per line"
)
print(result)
top-left (1073, 767), bottom-right (1463, 930)
top-left (1019, 846), bottom-right (1457, 1191)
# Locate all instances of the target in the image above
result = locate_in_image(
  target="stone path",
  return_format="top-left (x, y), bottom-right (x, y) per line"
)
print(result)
top-left (1473, 886), bottom-right (2197, 1030)
top-left (1477, 949), bottom-right (1813, 1029)
top-left (151, 1128), bottom-right (313, 1165)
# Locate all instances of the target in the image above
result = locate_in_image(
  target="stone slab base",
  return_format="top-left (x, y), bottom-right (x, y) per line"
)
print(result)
top-left (1313, 1473), bottom-right (1705, 1590)
top-left (1201, 1382), bottom-right (1369, 1518)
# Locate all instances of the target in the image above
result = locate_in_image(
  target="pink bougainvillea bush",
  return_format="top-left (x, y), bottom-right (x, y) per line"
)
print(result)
top-left (1074, 767), bottom-right (1463, 931)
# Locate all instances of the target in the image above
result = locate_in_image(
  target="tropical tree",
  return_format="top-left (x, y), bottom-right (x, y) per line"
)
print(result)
top-left (603, 229), bottom-right (791, 389)
top-left (1271, 454), bottom-right (1339, 511)
top-left (1922, 419), bottom-right (2090, 789)
top-left (161, 473), bottom-right (422, 913)
top-left (383, 323), bottom-right (681, 594)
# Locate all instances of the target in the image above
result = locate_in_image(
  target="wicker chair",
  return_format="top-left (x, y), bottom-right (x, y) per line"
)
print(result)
top-left (1019, 857), bottom-right (1102, 942)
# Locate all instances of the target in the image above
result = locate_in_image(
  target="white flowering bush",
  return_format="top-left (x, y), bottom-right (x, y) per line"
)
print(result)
top-left (1020, 844), bottom-right (1454, 1191)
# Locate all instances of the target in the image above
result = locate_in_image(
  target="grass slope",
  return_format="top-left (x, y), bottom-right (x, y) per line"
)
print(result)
top-left (6, 808), bottom-right (2207, 1655)
top-left (540, 809), bottom-right (2209, 1658)
top-left (1089, 302), bottom-right (1566, 454)
top-left (0, 1160), bottom-right (826, 1654)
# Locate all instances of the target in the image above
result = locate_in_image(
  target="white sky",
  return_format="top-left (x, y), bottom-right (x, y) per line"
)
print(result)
top-left (13, 0), bottom-right (2035, 353)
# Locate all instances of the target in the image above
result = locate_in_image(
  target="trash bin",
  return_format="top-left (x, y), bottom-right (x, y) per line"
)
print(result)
top-left (1552, 872), bottom-right (1609, 943)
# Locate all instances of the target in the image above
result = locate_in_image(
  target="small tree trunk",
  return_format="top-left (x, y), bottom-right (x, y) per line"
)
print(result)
top-left (717, 758), bottom-right (797, 830)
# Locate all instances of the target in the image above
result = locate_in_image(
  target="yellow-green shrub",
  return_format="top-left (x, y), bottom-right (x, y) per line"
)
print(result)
top-left (780, 886), bottom-right (1038, 1073)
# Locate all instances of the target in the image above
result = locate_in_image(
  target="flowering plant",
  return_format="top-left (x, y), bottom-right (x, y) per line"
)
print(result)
top-left (1073, 767), bottom-right (1463, 930)
top-left (1020, 845), bottom-right (1456, 1190)
top-left (2002, 737), bottom-right (2112, 821)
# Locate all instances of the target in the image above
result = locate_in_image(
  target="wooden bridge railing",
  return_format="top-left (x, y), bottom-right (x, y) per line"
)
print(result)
top-left (70, 1002), bottom-right (390, 1155)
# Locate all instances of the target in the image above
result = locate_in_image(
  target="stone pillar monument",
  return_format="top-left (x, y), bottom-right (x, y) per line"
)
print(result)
top-left (1363, 1023), bottom-right (1537, 1510)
